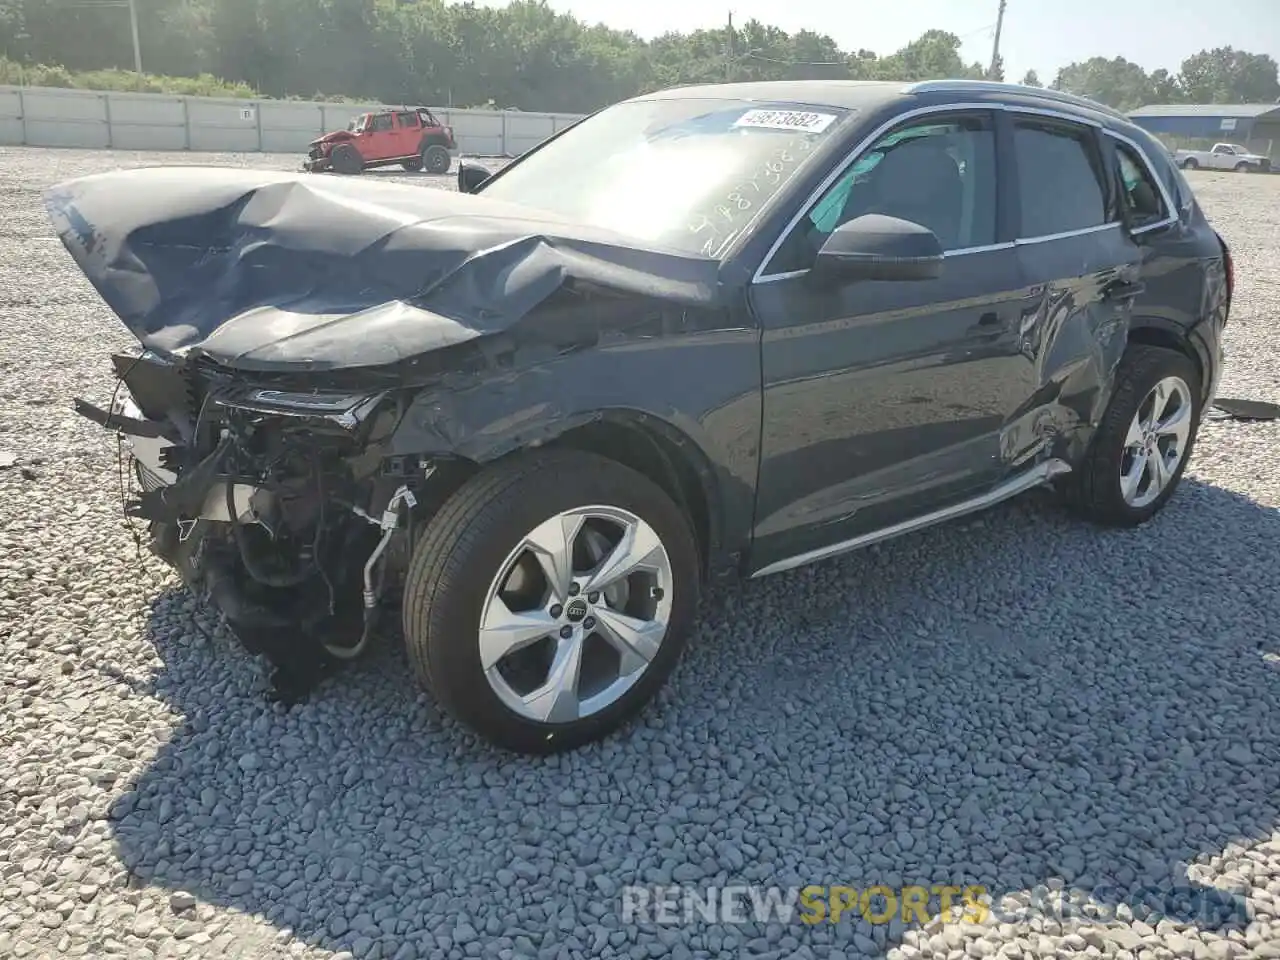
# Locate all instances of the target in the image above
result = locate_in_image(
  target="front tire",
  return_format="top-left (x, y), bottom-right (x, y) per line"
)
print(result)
top-left (402, 449), bottom-right (700, 754)
top-left (1064, 344), bottom-right (1203, 527)
top-left (423, 144), bottom-right (451, 174)
top-left (331, 144), bottom-right (363, 175)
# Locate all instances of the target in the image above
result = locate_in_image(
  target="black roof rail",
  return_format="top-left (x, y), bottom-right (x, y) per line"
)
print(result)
top-left (903, 79), bottom-right (1128, 122)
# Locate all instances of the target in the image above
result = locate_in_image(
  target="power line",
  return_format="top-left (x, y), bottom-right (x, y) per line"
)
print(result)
top-left (739, 51), bottom-right (848, 66)
top-left (958, 21), bottom-right (998, 42)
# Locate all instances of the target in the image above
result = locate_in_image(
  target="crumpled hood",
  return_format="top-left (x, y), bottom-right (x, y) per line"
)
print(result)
top-left (309, 130), bottom-right (353, 148)
top-left (44, 167), bottom-right (721, 373)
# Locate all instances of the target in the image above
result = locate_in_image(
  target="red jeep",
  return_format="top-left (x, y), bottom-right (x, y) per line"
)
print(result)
top-left (304, 107), bottom-right (457, 175)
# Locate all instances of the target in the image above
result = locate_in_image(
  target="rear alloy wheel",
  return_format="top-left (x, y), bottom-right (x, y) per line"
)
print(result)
top-left (423, 144), bottom-right (452, 175)
top-left (1064, 344), bottom-right (1203, 527)
top-left (331, 144), bottom-right (363, 175)
top-left (402, 449), bottom-right (699, 753)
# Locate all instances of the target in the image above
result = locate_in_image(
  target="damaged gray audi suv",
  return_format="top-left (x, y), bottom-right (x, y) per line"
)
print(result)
top-left (50, 79), bottom-right (1230, 753)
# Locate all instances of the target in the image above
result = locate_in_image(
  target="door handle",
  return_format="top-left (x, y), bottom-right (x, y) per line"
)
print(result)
top-left (1103, 279), bottom-right (1146, 302)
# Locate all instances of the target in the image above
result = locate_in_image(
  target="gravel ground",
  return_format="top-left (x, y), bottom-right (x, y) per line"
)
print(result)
top-left (2, 148), bottom-right (1280, 960)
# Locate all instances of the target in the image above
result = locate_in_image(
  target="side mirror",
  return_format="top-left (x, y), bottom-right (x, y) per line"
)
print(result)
top-left (458, 162), bottom-right (491, 194)
top-left (812, 214), bottom-right (944, 284)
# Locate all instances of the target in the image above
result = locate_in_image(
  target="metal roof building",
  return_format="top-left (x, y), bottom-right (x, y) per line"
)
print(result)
top-left (1128, 103), bottom-right (1280, 155)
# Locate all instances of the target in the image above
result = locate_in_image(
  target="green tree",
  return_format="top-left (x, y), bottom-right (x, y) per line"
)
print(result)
top-left (11, 2), bottom-right (1280, 116)
top-left (1148, 67), bottom-right (1182, 103)
top-left (1052, 56), bottom-right (1155, 110)
top-left (872, 29), bottom-right (984, 82)
top-left (1020, 69), bottom-right (1041, 87)
top-left (1178, 46), bottom-right (1280, 103)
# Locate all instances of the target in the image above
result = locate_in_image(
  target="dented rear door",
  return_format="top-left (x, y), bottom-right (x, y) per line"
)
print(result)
top-left (1003, 112), bottom-right (1140, 466)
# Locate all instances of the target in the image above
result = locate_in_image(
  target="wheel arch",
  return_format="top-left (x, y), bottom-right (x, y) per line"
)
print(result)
top-left (419, 132), bottom-right (453, 151)
top-left (1126, 318), bottom-right (1210, 403)
top-left (395, 407), bottom-right (730, 583)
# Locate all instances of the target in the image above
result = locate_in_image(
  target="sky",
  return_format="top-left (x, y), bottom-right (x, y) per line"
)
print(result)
top-left (475, 0), bottom-right (1280, 87)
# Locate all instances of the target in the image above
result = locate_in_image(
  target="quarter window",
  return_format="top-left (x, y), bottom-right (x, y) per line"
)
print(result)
top-left (1112, 141), bottom-right (1167, 229)
top-left (1013, 120), bottom-right (1108, 238)
top-left (766, 113), bottom-right (997, 275)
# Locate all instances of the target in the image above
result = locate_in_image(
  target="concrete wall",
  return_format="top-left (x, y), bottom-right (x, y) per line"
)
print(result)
top-left (0, 85), bottom-right (586, 157)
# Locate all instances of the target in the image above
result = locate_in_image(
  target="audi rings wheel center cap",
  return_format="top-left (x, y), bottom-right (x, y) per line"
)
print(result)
top-left (565, 598), bottom-right (589, 623)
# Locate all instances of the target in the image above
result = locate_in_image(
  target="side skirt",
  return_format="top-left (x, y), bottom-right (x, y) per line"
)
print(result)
top-left (749, 458), bottom-right (1072, 579)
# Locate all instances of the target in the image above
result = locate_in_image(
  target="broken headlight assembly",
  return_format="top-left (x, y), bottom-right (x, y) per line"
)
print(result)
top-left (215, 388), bottom-right (388, 429)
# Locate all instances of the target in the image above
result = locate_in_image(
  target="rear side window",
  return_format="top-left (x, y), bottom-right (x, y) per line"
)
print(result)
top-left (1111, 140), bottom-right (1168, 230)
top-left (1140, 136), bottom-right (1194, 220)
top-left (396, 111), bottom-right (420, 128)
top-left (1013, 120), bottom-right (1108, 238)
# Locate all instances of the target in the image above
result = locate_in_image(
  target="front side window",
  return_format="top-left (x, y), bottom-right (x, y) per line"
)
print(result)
top-left (370, 114), bottom-right (394, 132)
top-left (765, 114), bottom-right (997, 275)
top-left (1013, 120), bottom-right (1108, 238)
top-left (476, 98), bottom-right (852, 258)
top-left (1113, 141), bottom-right (1168, 229)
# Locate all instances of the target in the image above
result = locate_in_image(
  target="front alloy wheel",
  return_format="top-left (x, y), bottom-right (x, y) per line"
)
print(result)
top-left (480, 506), bottom-right (673, 724)
top-left (402, 449), bottom-right (699, 753)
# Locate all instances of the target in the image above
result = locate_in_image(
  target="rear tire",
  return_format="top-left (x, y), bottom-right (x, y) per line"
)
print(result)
top-left (423, 144), bottom-right (451, 174)
top-left (1063, 344), bottom-right (1203, 528)
top-left (1182, 157), bottom-right (1199, 170)
top-left (1234, 161), bottom-right (1252, 173)
top-left (331, 144), bottom-right (363, 175)
top-left (401, 449), bottom-right (700, 754)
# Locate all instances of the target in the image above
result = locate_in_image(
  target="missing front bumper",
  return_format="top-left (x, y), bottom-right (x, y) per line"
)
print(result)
top-left (110, 391), bottom-right (268, 526)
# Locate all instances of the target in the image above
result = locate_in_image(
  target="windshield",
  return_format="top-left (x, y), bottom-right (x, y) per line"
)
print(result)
top-left (478, 97), bottom-right (852, 258)
top-left (347, 116), bottom-right (363, 132)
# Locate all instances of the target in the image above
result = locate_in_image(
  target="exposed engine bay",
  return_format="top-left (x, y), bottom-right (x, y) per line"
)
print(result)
top-left (81, 349), bottom-right (443, 700)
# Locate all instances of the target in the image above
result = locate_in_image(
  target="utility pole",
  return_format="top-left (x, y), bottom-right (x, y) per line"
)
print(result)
top-left (988, 0), bottom-right (1006, 81)
top-left (127, 0), bottom-right (144, 89)
top-left (726, 12), bottom-right (735, 82)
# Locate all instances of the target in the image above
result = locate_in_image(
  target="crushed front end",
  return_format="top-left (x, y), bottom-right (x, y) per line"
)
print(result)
top-left (302, 141), bottom-right (333, 172)
top-left (79, 350), bottom-right (430, 699)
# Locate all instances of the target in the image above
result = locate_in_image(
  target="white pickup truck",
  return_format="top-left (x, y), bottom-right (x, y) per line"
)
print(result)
top-left (1174, 142), bottom-right (1272, 173)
